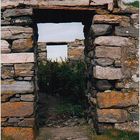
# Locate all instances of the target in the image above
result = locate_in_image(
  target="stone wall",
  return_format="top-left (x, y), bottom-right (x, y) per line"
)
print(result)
top-left (37, 39), bottom-right (84, 62)
top-left (84, 6), bottom-right (139, 133)
top-left (1, 7), bottom-right (35, 140)
top-left (1, 0), bottom-right (139, 139)
top-left (68, 39), bottom-right (84, 61)
top-left (37, 42), bottom-right (47, 64)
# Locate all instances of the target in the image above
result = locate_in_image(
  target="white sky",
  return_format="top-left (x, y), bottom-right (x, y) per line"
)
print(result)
top-left (47, 45), bottom-right (67, 61)
top-left (38, 23), bottom-right (84, 61)
top-left (38, 23), bottom-right (84, 42)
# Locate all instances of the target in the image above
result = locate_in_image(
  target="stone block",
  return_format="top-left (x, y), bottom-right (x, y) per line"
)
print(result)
top-left (14, 63), bottom-right (34, 77)
top-left (127, 106), bottom-right (139, 121)
top-left (115, 26), bottom-right (139, 38)
top-left (2, 127), bottom-right (34, 140)
top-left (11, 16), bottom-right (33, 25)
top-left (38, 42), bottom-right (47, 52)
top-left (95, 46), bottom-right (121, 59)
top-left (95, 80), bottom-right (112, 91)
top-left (1, 40), bottom-right (11, 53)
top-left (1, 53), bottom-right (34, 64)
top-left (3, 8), bottom-right (32, 18)
top-left (90, 0), bottom-right (114, 10)
top-left (1, 26), bottom-right (33, 40)
top-left (10, 98), bottom-right (20, 102)
top-left (18, 118), bottom-right (35, 127)
top-left (115, 122), bottom-right (139, 132)
top-left (93, 15), bottom-right (130, 27)
top-left (97, 109), bottom-right (128, 123)
top-left (1, 65), bottom-right (14, 79)
top-left (1, 81), bottom-right (34, 94)
top-left (94, 36), bottom-right (133, 47)
top-left (91, 24), bottom-right (112, 36)
top-left (2, 94), bottom-right (15, 103)
top-left (48, 0), bottom-right (89, 6)
top-left (93, 66), bottom-right (123, 80)
top-left (1, 118), bottom-right (8, 126)
top-left (38, 52), bottom-right (47, 59)
top-left (131, 14), bottom-right (139, 28)
top-left (68, 47), bottom-right (84, 60)
top-left (2, 102), bottom-right (33, 117)
top-left (12, 38), bottom-right (33, 52)
top-left (1, 19), bottom-right (10, 25)
top-left (24, 77), bottom-right (32, 81)
top-left (95, 58), bottom-right (114, 67)
top-left (97, 91), bottom-right (138, 108)
top-left (20, 94), bottom-right (34, 102)
top-left (8, 118), bottom-right (20, 124)
top-left (1, 0), bottom-right (89, 9)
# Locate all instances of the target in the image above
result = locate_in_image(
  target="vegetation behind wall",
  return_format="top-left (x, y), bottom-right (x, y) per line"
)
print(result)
top-left (38, 60), bottom-right (86, 105)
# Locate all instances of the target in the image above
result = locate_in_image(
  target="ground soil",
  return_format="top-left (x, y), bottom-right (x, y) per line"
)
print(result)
top-left (36, 93), bottom-right (91, 140)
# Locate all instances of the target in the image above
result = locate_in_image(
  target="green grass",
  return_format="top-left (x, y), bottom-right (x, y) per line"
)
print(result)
top-left (88, 129), bottom-right (139, 140)
top-left (55, 102), bottom-right (84, 117)
top-left (127, 1), bottom-right (139, 8)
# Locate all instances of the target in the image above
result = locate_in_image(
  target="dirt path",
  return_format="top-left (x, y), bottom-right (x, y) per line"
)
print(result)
top-left (37, 93), bottom-right (91, 140)
top-left (36, 125), bottom-right (91, 140)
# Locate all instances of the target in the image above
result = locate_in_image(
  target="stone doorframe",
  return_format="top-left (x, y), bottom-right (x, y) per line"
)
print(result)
top-left (1, 1), bottom-right (139, 139)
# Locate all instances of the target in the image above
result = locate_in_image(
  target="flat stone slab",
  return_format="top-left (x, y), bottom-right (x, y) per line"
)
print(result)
top-left (1, 53), bottom-right (34, 64)
top-left (1, 81), bottom-right (34, 94)
top-left (2, 127), bottom-right (34, 140)
top-left (1, 0), bottom-right (89, 9)
top-left (2, 102), bottom-right (33, 117)
top-left (93, 15), bottom-right (130, 27)
top-left (20, 94), bottom-right (34, 102)
top-left (115, 26), bottom-right (139, 38)
top-left (95, 46), bottom-right (121, 59)
top-left (94, 36), bottom-right (133, 47)
top-left (90, 0), bottom-right (113, 10)
top-left (97, 91), bottom-right (138, 108)
top-left (48, 0), bottom-right (89, 6)
top-left (93, 66), bottom-right (123, 80)
top-left (3, 8), bottom-right (32, 18)
top-left (1, 40), bottom-right (11, 53)
top-left (1, 26), bottom-right (33, 40)
top-left (97, 109), bottom-right (128, 123)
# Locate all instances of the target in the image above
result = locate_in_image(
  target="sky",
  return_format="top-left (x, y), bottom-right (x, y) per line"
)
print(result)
top-left (47, 45), bottom-right (67, 61)
top-left (37, 23), bottom-right (84, 61)
top-left (38, 23), bottom-right (84, 42)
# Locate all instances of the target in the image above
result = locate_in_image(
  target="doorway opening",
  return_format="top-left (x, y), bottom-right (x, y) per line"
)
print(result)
top-left (34, 9), bottom-right (94, 139)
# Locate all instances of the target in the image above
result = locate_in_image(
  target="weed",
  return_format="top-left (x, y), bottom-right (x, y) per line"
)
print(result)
top-left (127, 1), bottom-right (139, 8)
top-left (87, 128), bottom-right (139, 140)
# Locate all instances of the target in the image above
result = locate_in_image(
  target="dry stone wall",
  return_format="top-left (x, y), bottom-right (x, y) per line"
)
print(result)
top-left (37, 39), bottom-right (84, 62)
top-left (1, 7), bottom-right (35, 140)
top-left (1, 0), bottom-right (139, 139)
top-left (84, 8), bottom-right (139, 133)
top-left (37, 42), bottom-right (47, 64)
top-left (68, 39), bottom-right (84, 61)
